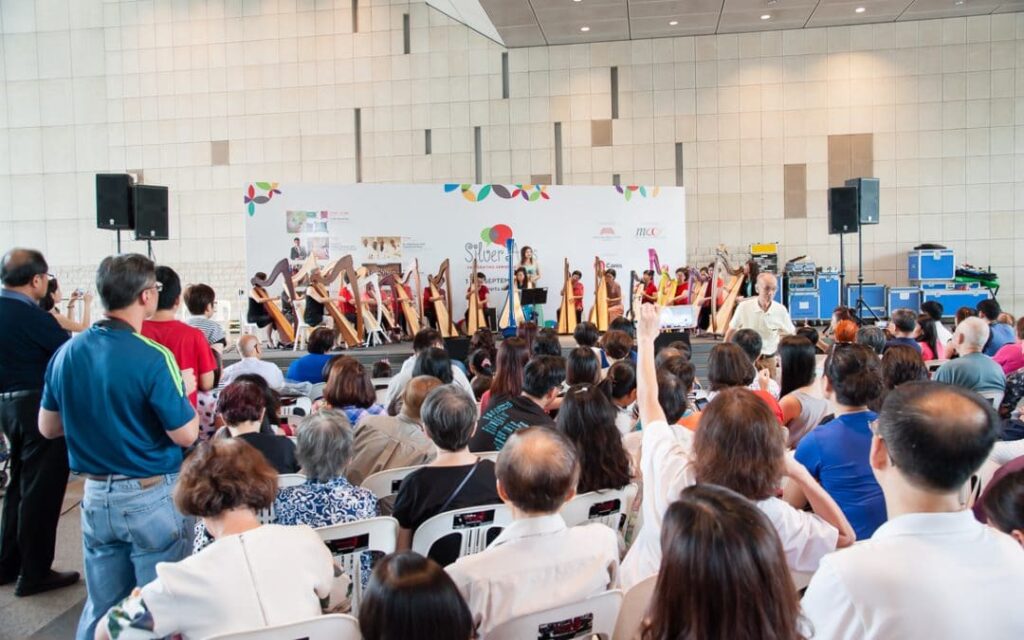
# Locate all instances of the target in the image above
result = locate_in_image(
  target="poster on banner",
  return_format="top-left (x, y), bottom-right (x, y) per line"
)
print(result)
top-left (243, 182), bottom-right (686, 325)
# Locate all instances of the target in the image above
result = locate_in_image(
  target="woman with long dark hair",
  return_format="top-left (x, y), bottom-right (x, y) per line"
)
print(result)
top-left (642, 484), bottom-right (806, 640)
top-left (516, 246), bottom-right (541, 288)
top-left (566, 346), bottom-right (601, 386)
top-left (778, 335), bottom-right (830, 447)
top-left (556, 384), bottom-right (632, 493)
top-left (480, 337), bottom-right (530, 411)
top-left (915, 312), bottom-right (940, 361)
top-left (598, 360), bottom-right (638, 435)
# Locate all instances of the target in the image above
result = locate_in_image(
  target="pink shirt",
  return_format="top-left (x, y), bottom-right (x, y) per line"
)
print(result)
top-left (993, 341), bottom-right (1024, 375)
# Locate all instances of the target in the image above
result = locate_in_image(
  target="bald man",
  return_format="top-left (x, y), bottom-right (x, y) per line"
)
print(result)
top-left (446, 426), bottom-right (619, 635)
top-left (724, 272), bottom-right (795, 378)
top-left (220, 334), bottom-right (284, 389)
top-left (933, 317), bottom-right (1005, 396)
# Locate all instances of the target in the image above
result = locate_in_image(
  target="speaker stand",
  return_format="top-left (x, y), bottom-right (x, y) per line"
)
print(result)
top-left (838, 232), bottom-right (846, 295)
top-left (146, 240), bottom-right (155, 260)
top-left (116, 229), bottom-right (122, 255)
top-left (853, 224), bottom-right (879, 324)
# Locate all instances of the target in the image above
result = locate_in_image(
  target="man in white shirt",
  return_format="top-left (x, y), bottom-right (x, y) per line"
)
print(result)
top-left (220, 335), bottom-right (284, 389)
top-left (384, 328), bottom-right (472, 410)
top-left (725, 273), bottom-right (794, 379)
top-left (802, 381), bottom-right (1024, 639)
top-left (446, 426), bottom-right (619, 635)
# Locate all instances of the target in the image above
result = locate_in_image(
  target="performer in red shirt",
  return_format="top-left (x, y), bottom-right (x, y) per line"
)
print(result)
top-left (641, 269), bottom-right (659, 303)
top-left (571, 270), bottom-right (585, 323)
top-left (671, 267), bottom-right (689, 305)
top-left (338, 285), bottom-right (357, 323)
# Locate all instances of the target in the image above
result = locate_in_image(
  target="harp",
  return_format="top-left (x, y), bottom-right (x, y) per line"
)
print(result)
top-left (250, 258), bottom-right (297, 346)
top-left (356, 267), bottom-right (391, 345)
top-left (652, 250), bottom-right (674, 306)
top-left (628, 270), bottom-right (642, 321)
top-left (466, 258), bottom-right (486, 334)
top-left (500, 239), bottom-right (525, 332)
top-left (690, 260), bottom-right (715, 315)
top-left (710, 245), bottom-right (746, 335)
top-left (556, 258), bottom-right (577, 335)
top-left (428, 259), bottom-right (456, 338)
top-left (382, 267), bottom-right (420, 337)
top-left (314, 256), bottom-right (363, 348)
top-left (587, 256), bottom-right (609, 331)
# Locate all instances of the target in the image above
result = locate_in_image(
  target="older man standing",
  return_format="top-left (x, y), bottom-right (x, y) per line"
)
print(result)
top-left (725, 272), bottom-right (795, 379)
top-left (0, 248), bottom-right (77, 596)
top-left (39, 254), bottom-right (198, 640)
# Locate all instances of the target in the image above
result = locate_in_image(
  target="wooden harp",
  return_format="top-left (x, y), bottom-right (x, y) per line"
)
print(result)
top-left (629, 270), bottom-right (643, 319)
top-left (316, 256), bottom-right (363, 347)
top-left (690, 261), bottom-right (714, 316)
top-left (250, 258), bottom-right (297, 346)
top-left (429, 259), bottom-right (456, 338)
top-left (557, 258), bottom-right (577, 335)
top-left (711, 246), bottom-right (746, 335)
top-left (466, 259), bottom-right (486, 334)
top-left (383, 269), bottom-right (420, 337)
top-left (588, 256), bottom-right (609, 332)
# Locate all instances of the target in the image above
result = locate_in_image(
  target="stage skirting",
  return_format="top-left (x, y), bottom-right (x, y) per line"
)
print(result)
top-left (244, 182), bottom-right (686, 323)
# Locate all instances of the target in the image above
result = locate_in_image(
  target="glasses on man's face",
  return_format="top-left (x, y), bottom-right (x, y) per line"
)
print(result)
top-left (143, 282), bottom-right (164, 294)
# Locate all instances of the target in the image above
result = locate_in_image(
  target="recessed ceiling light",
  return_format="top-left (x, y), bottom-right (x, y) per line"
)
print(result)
top-left (669, 20), bottom-right (679, 26)
top-left (855, 6), bottom-right (866, 12)
top-left (761, 14), bottom-right (771, 20)
top-left (955, 0), bottom-right (964, 4)
top-left (580, 26), bottom-right (590, 32)
top-left (573, 0), bottom-right (582, 2)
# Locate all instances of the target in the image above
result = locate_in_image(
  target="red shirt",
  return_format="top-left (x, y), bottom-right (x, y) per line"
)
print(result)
top-left (572, 281), bottom-right (584, 311)
top-left (141, 319), bottom-right (216, 406)
top-left (469, 284), bottom-right (489, 307)
top-left (674, 281), bottom-right (688, 303)
top-left (339, 287), bottom-right (356, 315)
top-left (643, 281), bottom-right (659, 302)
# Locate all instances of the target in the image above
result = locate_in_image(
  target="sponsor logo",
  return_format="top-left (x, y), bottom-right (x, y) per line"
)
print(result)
top-left (593, 226), bottom-right (621, 242)
top-left (480, 224), bottom-right (514, 246)
top-left (636, 227), bottom-right (663, 238)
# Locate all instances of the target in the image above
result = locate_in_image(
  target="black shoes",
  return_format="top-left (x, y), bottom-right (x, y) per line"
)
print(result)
top-left (13, 570), bottom-right (80, 597)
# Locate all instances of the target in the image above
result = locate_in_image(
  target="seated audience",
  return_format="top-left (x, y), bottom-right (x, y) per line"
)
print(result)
top-left (979, 299), bottom-right (1016, 356)
top-left (232, 373), bottom-right (283, 434)
top-left (947, 306), bottom-right (979, 357)
top-left (470, 355), bottom-right (564, 451)
top-left (621, 305), bottom-right (853, 590)
top-left (921, 300), bottom-right (953, 346)
top-left (600, 329), bottom-right (634, 370)
top-left (933, 317), bottom-right (1006, 395)
top-left (914, 312), bottom-right (940, 361)
top-left (359, 552), bottom-right (474, 640)
top-left (856, 325), bottom-right (886, 356)
top-left (394, 385), bottom-right (501, 564)
top-left (470, 374), bottom-right (491, 401)
top-left (371, 359), bottom-right (392, 379)
top-left (787, 343), bottom-right (886, 540)
top-left (599, 360), bottom-right (639, 435)
top-left (479, 336), bottom-right (529, 411)
top-left (778, 335), bottom-right (830, 447)
top-left (731, 328), bottom-right (782, 398)
top-left (347, 375), bottom-right (442, 485)
top-left (642, 485), bottom-right (805, 640)
top-left (834, 319), bottom-right (858, 344)
top-left (97, 439), bottom-right (348, 640)
top-left (321, 356), bottom-right (385, 425)
top-left (384, 329), bottom-right (473, 409)
top-left (467, 348), bottom-right (494, 379)
top-left (796, 325), bottom-right (823, 354)
top-left (469, 327), bottom-right (497, 363)
top-left (446, 427), bottom-right (619, 635)
top-left (412, 347), bottom-right (456, 384)
top-left (516, 321), bottom-right (538, 353)
top-left (657, 355), bottom-right (700, 431)
top-left (216, 380), bottom-right (298, 473)
top-left (666, 339), bottom-right (691, 361)
top-left (183, 283), bottom-right (227, 353)
top-left (802, 382), bottom-right (1024, 638)
top-left (979, 463), bottom-right (1024, 546)
top-left (876, 344), bottom-right (928, 411)
top-left (565, 346), bottom-right (601, 386)
top-left (573, 321), bottom-right (602, 360)
top-left (285, 326), bottom-right (336, 383)
top-left (556, 384), bottom-right (632, 493)
top-left (706, 342), bottom-right (784, 423)
top-left (532, 328), bottom-right (562, 357)
top-left (221, 334), bottom-right (285, 389)
top-left (993, 317), bottom-right (1024, 375)
top-left (885, 308), bottom-right (921, 354)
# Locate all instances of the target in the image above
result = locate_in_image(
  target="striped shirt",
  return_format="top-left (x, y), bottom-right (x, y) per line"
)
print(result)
top-left (186, 315), bottom-right (226, 346)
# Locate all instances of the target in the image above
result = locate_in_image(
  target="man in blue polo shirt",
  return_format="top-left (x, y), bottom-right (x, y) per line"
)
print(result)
top-left (40, 254), bottom-right (198, 640)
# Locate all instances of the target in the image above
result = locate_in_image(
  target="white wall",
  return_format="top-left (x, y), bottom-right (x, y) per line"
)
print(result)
top-left (1, 0), bottom-right (1022, 312)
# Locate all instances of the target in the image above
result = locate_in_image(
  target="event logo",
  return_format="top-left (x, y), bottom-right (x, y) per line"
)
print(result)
top-left (599, 227), bottom-right (616, 236)
top-left (444, 184), bottom-right (550, 202)
top-left (615, 185), bottom-right (660, 201)
top-left (480, 224), bottom-right (514, 246)
top-left (636, 227), bottom-right (663, 238)
top-left (244, 182), bottom-right (281, 216)
top-left (593, 226), bottom-right (621, 242)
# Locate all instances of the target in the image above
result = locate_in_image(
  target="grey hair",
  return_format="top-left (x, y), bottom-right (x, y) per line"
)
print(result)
top-left (420, 384), bottom-right (478, 451)
top-left (295, 409), bottom-right (354, 482)
top-left (956, 317), bottom-right (990, 350)
top-left (96, 253), bottom-right (155, 311)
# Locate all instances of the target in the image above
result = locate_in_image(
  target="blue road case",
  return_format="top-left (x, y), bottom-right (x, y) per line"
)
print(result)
top-left (816, 273), bottom-right (841, 320)
top-left (846, 284), bottom-right (888, 320)
top-left (788, 290), bottom-right (820, 322)
top-left (921, 288), bottom-right (991, 318)
top-left (908, 250), bottom-right (955, 281)
top-left (888, 288), bottom-right (922, 315)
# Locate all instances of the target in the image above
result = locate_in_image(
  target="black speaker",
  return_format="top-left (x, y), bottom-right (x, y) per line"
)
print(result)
top-left (654, 331), bottom-right (692, 354)
top-left (845, 177), bottom-right (880, 225)
top-left (443, 336), bottom-right (472, 364)
top-left (133, 185), bottom-right (169, 240)
top-left (96, 173), bottom-right (134, 230)
top-left (828, 187), bottom-right (859, 235)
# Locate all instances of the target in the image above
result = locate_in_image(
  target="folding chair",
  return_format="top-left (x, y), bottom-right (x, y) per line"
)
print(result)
top-left (559, 484), bottom-right (638, 534)
top-left (256, 473), bottom-right (308, 524)
top-left (205, 613), bottom-right (361, 640)
top-left (360, 464), bottom-right (424, 501)
top-left (484, 590), bottom-right (623, 640)
top-left (476, 451), bottom-right (500, 463)
top-left (411, 503), bottom-right (512, 562)
top-left (280, 396), bottom-right (313, 418)
top-left (316, 516), bottom-right (399, 612)
top-left (612, 576), bottom-right (656, 640)
top-left (979, 390), bottom-right (1004, 409)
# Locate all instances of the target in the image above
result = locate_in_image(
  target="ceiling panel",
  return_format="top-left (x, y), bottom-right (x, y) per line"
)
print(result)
top-left (478, 0), bottom-right (537, 27)
top-left (631, 14), bottom-right (721, 38)
top-left (898, 0), bottom-right (1002, 20)
top-left (805, 0), bottom-right (914, 27)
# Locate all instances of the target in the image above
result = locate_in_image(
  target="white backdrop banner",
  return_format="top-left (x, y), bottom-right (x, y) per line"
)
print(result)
top-left (244, 182), bottom-right (686, 323)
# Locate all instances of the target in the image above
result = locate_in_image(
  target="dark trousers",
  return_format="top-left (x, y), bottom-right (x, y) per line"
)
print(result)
top-left (0, 391), bottom-right (70, 581)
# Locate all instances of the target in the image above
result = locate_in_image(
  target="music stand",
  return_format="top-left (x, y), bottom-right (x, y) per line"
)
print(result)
top-left (520, 288), bottom-right (548, 306)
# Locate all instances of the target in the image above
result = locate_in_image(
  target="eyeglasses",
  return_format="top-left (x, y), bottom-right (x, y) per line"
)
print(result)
top-left (143, 281), bottom-right (164, 293)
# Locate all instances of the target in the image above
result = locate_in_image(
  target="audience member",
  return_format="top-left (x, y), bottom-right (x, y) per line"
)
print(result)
top-left (469, 327), bottom-right (497, 363)
top-left (359, 552), bottom-right (475, 640)
top-left (993, 316), bottom-right (1024, 375)
top-left (788, 343), bottom-right (886, 539)
top-left (979, 463), bottom-right (1024, 546)
top-left (979, 299), bottom-right (1016, 357)
top-left (914, 312), bottom-right (940, 361)
top-left (778, 335), bottom-right (830, 447)
top-left (233, 373), bottom-right (283, 435)
top-left (141, 266), bottom-right (217, 405)
top-left (470, 374), bottom-right (491, 401)
top-left (796, 325), bottom-right (823, 354)
top-left (470, 356), bottom-right (564, 451)
top-left (40, 254), bottom-right (198, 638)
top-left (656, 356), bottom-right (700, 431)
top-left (573, 321), bottom-right (601, 358)
top-left (565, 346), bottom-right (601, 386)
top-left (41, 276), bottom-right (92, 333)
top-left (556, 384), bottom-right (632, 493)
top-left (371, 359), bottom-right (392, 379)
top-left (621, 305), bottom-right (853, 590)
top-left (599, 360), bottom-right (639, 435)
top-left (933, 317), bottom-right (1005, 395)
top-left (285, 327), bottom-right (336, 383)
top-left (446, 427), bottom-right (619, 635)
top-left (705, 342), bottom-right (784, 423)
top-left (601, 329), bottom-right (634, 370)
top-left (97, 438), bottom-right (348, 640)
top-left (855, 325), bottom-right (886, 356)
top-left (532, 328), bottom-right (562, 357)
top-left (802, 382), bottom-right (1024, 638)
top-left (321, 356), bottom-right (385, 425)
top-left (0, 248), bottom-right (76, 597)
top-left (467, 348), bottom-right (494, 378)
top-left (730, 327), bottom-right (782, 398)
top-left (384, 329), bottom-right (472, 409)
top-left (641, 485), bottom-right (805, 640)
top-left (480, 336), bottom-right (530, 411)
top-left (216, 380), bottom-right (298, 473)
top-left (877, 344), bottom-right (928, 411)
top-left (183, 283), bottom-right (227, 352)
top-left (221, 334), bottom-right (285, 389)
top-left (666, 339), bottom-right (691, 361)
top-left (834, 319), bottom-right (859, 344)
top-left (393, 385), bottom-right (501, 564)
top-left (885, 308), bottom-right (921, 355)
top-left (516, 321), bottom-right (539, 353)
top-left (411, 348), bottom-right (456, 385)
top-left (347, 375), bottom-right (442, 485)
top-left (921, 300), bottom-right (953, 346)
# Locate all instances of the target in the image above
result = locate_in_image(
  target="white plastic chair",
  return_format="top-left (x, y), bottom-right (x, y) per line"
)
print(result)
top-left (612, 576), bottom-right (656, 640)
top-left (411, 503), bottom-right (512, 562)
top-left (205, 613), bottom-right (361, 640)
top-left (559, 484), bottom-right (638, 534)
top-left (963, 457), bottom-right (1001, 508)
top-left (213, 299), bottom-right (232, 338)
top-left (280, 396), bottom-right (313, 418)
top-left (979, 390), bottom-right (1004, 409)
top-left (360, 464), bottom-right (423, 500)
top-left (484, 589), bottom-right (623, 640)
top-left (278, 473), bottom-right (307, 489)
top-left (316, 516), bottom-right (399, 612)
top-left (476, 451), bottom-right (500, 463)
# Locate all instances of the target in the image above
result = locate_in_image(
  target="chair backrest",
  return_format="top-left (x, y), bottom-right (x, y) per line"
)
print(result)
top-left (612, 576), bottom-right (656, 640)
top-left (205, 613), bottom-right (361, 640)
top-left (316, 516), bottom-right (399, 612)
top-left (978, 390), bottom-right (1004, 408)
top-left (278, 473), bottom-right (307, 489)
top-left (963, 457), bottom-right (1002, 508)
top-left (559, 484), bottom-right (638, 534)
top-left (485, 590), bottom-right (623, 640)
top-left (360, 464), bottom-right (424, 500)
top-left (411, 503), bottom-right (512, 561)
top-left (280, 396), bottom-right (313, 417)
top-left (476, 451), bottom-right (500, 463)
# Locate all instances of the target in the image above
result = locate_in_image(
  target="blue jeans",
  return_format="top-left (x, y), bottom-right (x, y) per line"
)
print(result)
top-left (76, 474), bottom-right (189, 640)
